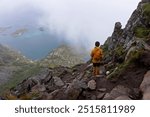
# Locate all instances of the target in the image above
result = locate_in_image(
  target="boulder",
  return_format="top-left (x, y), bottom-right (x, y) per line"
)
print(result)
top-left (142, 88), bottom-right (150, 100)
top-left (115, 95), bottom-right (131, 100)
top-left (140, 71), bottom-right (150, 99)
top-left (64, 79), bottom-right (83, 99)
top-left (97, 93), bottom-right (105, 99)
top-left (53, 77), bottom-right (64, 87)
top-left (88, 80), bottom-right (96, 90)
top-left (140, 71), bottom-right (150, 92)
top-left (31, 85), bottom-right (46, 92)
top-left (103, 93), bottom-right (112, 100)
top-left (104, 85), bottom-right (131, 100)
top-left (98, 88), bottom-right (107, 92)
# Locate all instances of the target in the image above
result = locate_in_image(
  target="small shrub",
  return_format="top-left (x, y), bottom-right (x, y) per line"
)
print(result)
top-left (143, 3), bottom-right (150, 19)
top-left (134, 27), bottom-right (150, 38)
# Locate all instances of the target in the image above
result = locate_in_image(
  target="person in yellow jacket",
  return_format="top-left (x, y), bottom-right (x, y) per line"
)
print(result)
top-left (91, 41), bottom-right (103, 76)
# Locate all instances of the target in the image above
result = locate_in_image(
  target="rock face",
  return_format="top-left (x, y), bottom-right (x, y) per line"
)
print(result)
top-left (140, 71), bottom-right (150, 99)
top-left (103, 85), bottom-right (131, 100)
top-left (142, 0), bottom-right (150, 3)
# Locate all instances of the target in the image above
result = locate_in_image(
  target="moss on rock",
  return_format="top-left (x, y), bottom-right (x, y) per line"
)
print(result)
top-left (134, 26), bottom-right (150, 38)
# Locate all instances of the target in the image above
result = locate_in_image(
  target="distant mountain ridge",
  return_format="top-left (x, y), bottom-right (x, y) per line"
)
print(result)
top-left (40, 45), bottom-right (87, 67)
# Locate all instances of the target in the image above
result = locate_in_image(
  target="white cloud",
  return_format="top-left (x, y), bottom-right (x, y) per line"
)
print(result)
top-left (0, 0), bottom-right (141, 50)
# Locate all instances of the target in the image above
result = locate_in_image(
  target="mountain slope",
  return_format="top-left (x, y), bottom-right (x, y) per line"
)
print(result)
top-left (0, 44), bottom-right (36, 95)
top-left (40, 45), bottom-right (86, 68)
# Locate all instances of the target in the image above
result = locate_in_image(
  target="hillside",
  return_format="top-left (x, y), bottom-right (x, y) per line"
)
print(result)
top-left (0, 44), bottom-right (33, 85)
top-left (0, 44), bottom-right (37, 95)
top-left (1, 0), bottom-right (150, 100)
top-left (0, 44), bottom-right (87, 96)
top-left (40, 45), bottom-right (86, 68)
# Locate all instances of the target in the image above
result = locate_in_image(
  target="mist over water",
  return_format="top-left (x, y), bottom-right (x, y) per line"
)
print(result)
top-left (0, 0), bottom-right (141, 60)
top-left (0, 26), bottom-right (66, 60)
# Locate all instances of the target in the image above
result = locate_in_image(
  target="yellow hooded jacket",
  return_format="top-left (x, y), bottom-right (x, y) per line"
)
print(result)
top-left (91, 47), bottom-right (103, 63)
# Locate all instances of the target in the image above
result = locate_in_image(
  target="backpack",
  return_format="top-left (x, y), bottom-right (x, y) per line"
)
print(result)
top-left (93, 48), bottom-right (102, 61)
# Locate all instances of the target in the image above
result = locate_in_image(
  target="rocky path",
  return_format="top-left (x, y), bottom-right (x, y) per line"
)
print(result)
top-left (2, 62), bottom-right (149, 100)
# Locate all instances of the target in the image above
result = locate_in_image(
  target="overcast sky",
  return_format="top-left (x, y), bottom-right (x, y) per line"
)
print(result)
top-left (0, 0), bottom-right (141, 49)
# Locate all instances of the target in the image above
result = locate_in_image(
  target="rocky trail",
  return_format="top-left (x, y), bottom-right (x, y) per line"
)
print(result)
top-left (2, 61), bottom-right (149, 100)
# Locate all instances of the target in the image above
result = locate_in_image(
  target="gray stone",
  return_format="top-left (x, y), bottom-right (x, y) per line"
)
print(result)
top-left (98, 88), bottom-right (107, 92)
top-left (31, 85), bottom-right (46, 92)
top-left (103, 93), bottom-right (112, 100)
top-left (140, 71), bottom-right (150, 92)
top-left (142, 88), bottom-right (150, 100)
top-left (53, 77), bottom-right (64, 87)
top-left (105, 85), bottom-right (131, 100)
top-left (140, 71), bottom-right (150, 99)
top-left (97, 93), bottom-right (105, 99)
top-left (88, 80), bottom-right (96, 90)
top-left (115, 95), bottom-right (131, 100)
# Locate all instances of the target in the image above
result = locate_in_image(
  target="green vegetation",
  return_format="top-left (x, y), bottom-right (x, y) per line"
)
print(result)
top-left (134, 26), bottom-right (150, 38)
top-left (133, 3), bottom-right (150, 39)
top-left (102, 44), bottom-right (108, 52)
top-left (115, 45), bottom-right (124, 57)
top-left (143, 3), bottom-right (150, 20)
top-left (107, 61), bottom-right (130, 80)
top-left (0, 64), bottom-right (42, 96)
top-left (107, 49), bottom-right (143, 80)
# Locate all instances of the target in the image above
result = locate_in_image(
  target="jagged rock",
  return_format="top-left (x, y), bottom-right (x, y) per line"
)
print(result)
top-left (53, 77), bottom-right (64, 87)
top-left (12, 78), bottom-right (38, 97)
top-left (140, 71), bottom-right (150, 92)
top-left (104, 85), bottom-right (131, 100)
top-left (114, 22), bottom-right (122, 31)
top-left (115, 95), bottom-right (131, 100)
top-left (65, 86), bottom-right (81, 100)
top-left (142, 89), bottom-right (150, 99)
top-left (98, 88), bottom-right (107, 92)
top-left (130, 88), bottom-right (141, 99)
top-left (88, 80), bottom-right (96, 90)
top-left (142, 0), bottom-right (150, 3)
top-left (97, 93), bottom-right (105, 99)
top-left (125, 46), bottom-right (138, 61)
top-left (31, 85), bottom-right (46, 92)
top-left (41, 70), bottom-right (53, 84)
top-left (103, 93), bottom-right (112, 100)
top-left (140, 70), bottom-right (150, 99)
top-left (46, 89), bottom-right (60, 100)
top-left (64, 79), bottom-right (83, 99)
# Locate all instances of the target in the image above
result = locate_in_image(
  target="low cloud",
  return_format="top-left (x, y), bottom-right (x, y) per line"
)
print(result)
top-left (0, 0), bottom-right (140, 50)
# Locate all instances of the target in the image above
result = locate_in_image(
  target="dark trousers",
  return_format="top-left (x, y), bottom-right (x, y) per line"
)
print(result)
top-left (93, 63), bottom-right (100, 76)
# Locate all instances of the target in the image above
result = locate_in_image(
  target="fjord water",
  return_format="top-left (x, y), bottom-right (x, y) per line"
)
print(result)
top-left (0, 26), bottom-right (64, 60)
